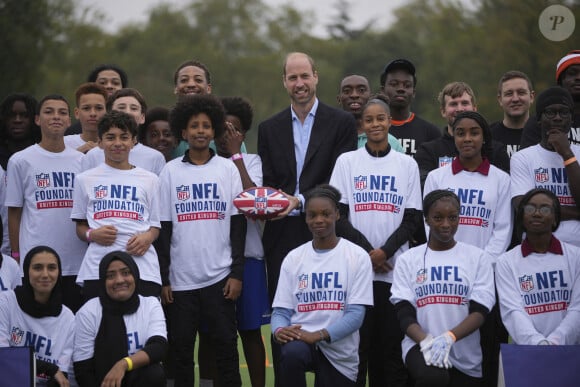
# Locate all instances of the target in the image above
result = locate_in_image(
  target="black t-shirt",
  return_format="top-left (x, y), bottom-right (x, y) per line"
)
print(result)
top-left (489, 121), bottom-right (523, 158)
top-left (388, 114), bottom-right (441, 157)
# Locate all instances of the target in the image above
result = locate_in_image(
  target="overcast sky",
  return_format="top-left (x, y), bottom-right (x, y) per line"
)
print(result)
top-left (78, 0), bottom-right (408, 37)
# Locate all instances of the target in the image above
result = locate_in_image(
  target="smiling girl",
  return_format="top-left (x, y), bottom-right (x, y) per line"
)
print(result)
top-left (329, 94), bottom-right (422, 385)
top-left (391, 190), bottom-right (495, 386)
top-left (0, 246), bottom-right (74, 386)
top-left (271, 184), bottom-right (373, 387)
top-left (496, 188), bottom-right (580, 345)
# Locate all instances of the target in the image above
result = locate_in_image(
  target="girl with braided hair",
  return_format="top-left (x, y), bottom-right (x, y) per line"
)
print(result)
top-left (390, 190), bottom-right (495, 386)
top-left (423, 111), bottom-right (511, 386)
top-left (271, 184), bottom-right (373, 387)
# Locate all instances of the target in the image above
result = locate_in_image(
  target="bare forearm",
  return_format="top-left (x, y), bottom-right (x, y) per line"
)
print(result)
top-left (406, 322), bottom-right (429, 344)
top-left (449, 312), bottom-right (485, 341)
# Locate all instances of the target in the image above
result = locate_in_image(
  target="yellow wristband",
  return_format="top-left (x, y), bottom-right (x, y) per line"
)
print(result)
top-left (447, 331), bottom-right (457, 342)
top-left (564, 156), bottom-right (577, 166)
top-left (124, 356), bottom-right (133, 372)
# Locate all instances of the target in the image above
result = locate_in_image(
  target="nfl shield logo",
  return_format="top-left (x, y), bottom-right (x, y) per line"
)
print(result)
top-left (255, 196), bottom-right (267, 210)
top-left (176, 185), bottom-right (190, 201)
top-left (534, 167), bottom-right (549, 183)
top-left (416, 269), bottom-right (427, 284)
top-left (35, 173), bottom-right (50, 188)
top-left (519, 274), bottom-right (534, 292)
top-left (298, 274), bottom-right (308, 290)
top-left (94, 185), bottom-right (108, 199)
top-left (354, 175), bottom-right (367, 190)
top-left (10, 326), bottom-right (24, 345)
top-left (438, 156), bottom-right (453, 168)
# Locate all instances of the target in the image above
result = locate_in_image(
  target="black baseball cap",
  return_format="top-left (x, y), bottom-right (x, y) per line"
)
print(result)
top-left (380, 59), bottom-right (417, 87)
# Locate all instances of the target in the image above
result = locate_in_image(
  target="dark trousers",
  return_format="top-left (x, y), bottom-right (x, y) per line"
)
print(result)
top-left (366, 281), bottom-right (409, 387)
top-left (263, 215), bottom-right (311, 304)
top-left (81, 279), bottom-right (161, 303)
top-left (61, 275), bottom-right (83, 313)
top-left (123, 363), bottom-right (166, 387)
top-left (264, 216), bottom-right (312, 387)
top-left (277, 340), bottom-right (356, 387)
top-left (168, 278), bottom-right (240, 387)
top-left (479, 293), bottom-right (508, 387)
top-left (356, 308), bottom-right (370, 386)
top-left (406, 345), bottom-right (482, 387)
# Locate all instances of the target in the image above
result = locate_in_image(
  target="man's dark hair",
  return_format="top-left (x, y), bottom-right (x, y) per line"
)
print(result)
top-left (515, 188), bottom-right (561, 239)
top-left (173, 60), bottom-right (212, 86)
top-left (98, 110), bottom-right (138, 138)
top-left (36, 94), bottom-right (69, 114)
top-left (0, 93), bottom-right (40, 143)
top-left (106, 88), bottom-right (148, 114)
top-left (87, 64), bottom-right (128, 87)
top-left (169, 94), bottom-right (225, 140)
top-left (220, 97), bottom-right (253, 133)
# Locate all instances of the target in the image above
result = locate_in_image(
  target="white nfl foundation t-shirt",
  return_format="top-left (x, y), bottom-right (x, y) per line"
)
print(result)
top-left (74, 295), bottom-right (166, 362)
top-left (390, 242), bottom-right (495, 377)
top-left (71, 164), bottom-right (161, 285)
top-left (0, 167), bottom-right (9, 255)
top-left (4, 145), bottom-right (87, 275)
top-left (496, 241), bottom-right (580, 345)
top-left (273, 238), bottom-right (373, 381)
top-left (424, 162), bottom-right (512, 260)
top-left (330, 147), bottom-right (422, 283)
top-left (64, 134), bottom-right (87, 150)
top-left (510, 144), bottom-right (580, 247)
top-left (158, 155), bottom-right (243, 290)
top-left (239, 154), bottom-right (265, 259)
top-left (82, 143), bottom-right (166, 175)
top-left (0, 290), bottom-right (75, 386)
top-left (0, 254), bottom-right (21, 291)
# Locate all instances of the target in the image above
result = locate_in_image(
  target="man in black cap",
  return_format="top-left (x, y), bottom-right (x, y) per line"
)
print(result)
top-left (511, 86), bottom-right (580, 247)
top-left (379, 59), bottom-right (440, 157)
top-left (520, 50), bottom-right (580, 149)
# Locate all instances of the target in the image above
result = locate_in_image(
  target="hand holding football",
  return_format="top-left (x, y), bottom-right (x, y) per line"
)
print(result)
top-left (233, 187), bottom-right (291, 220)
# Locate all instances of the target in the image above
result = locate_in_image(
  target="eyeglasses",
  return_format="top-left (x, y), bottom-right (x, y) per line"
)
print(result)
top-left (542, 109), bottom-right (571, 119)
top-left (523, 204), bottom-right (553, 216)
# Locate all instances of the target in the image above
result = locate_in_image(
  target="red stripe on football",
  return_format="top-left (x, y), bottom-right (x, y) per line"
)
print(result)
top-left (233, 186), bottom-right (290, 220)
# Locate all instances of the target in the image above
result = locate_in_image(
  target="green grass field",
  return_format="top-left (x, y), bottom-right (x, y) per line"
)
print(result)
top-left (189, 325), bottom-right (316, 387)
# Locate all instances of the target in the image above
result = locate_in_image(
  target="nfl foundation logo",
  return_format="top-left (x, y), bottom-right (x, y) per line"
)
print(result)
top-left (10, 326), bottom-right (24, 345)
top-left (438, 156), bottom-right (453, 168)
top-left (176, 185), bottom-right (190, 201)
top-left (298, 274), bottom-right (308, 290)
top-left (255, 196), bottom-right (267, 210)
top-left (416, 269), bottom-right (427, 284)
top-left (519, 274), bottom-right (534, 292)
top-left (94, 185), bottom-right (108, 199)
top-left (354, 175), bottom-right (367, 190)
top-left (35, 173), bottom-right (50, 188)
top-left (534, 167), bottom-right (549, 183)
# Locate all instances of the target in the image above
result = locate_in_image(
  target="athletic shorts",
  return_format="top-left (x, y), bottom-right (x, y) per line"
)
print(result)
top-left (236, 257), bottom-right (271, 330)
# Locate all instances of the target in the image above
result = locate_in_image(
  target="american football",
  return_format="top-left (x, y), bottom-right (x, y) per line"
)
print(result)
top-left (233, 186), bottom-right (290, 220)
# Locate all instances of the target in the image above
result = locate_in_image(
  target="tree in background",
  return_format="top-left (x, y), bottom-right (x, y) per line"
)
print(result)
top-left (1, 0), bottom-right (579, 152)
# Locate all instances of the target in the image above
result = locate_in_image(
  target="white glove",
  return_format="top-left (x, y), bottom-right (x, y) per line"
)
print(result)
top-left (419, 334), bottom-right (434, 365)
top-left (429, 331), bottom-right (455, 368)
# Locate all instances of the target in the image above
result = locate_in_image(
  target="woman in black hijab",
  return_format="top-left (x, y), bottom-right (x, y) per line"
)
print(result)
top-left (0, 245), bottom-right (74, 386)
top-left (73, 251), bottom-right (167, 387)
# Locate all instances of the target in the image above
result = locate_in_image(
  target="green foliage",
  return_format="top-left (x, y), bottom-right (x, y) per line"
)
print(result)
top-left (2, 0), bottom-right (580, 149)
